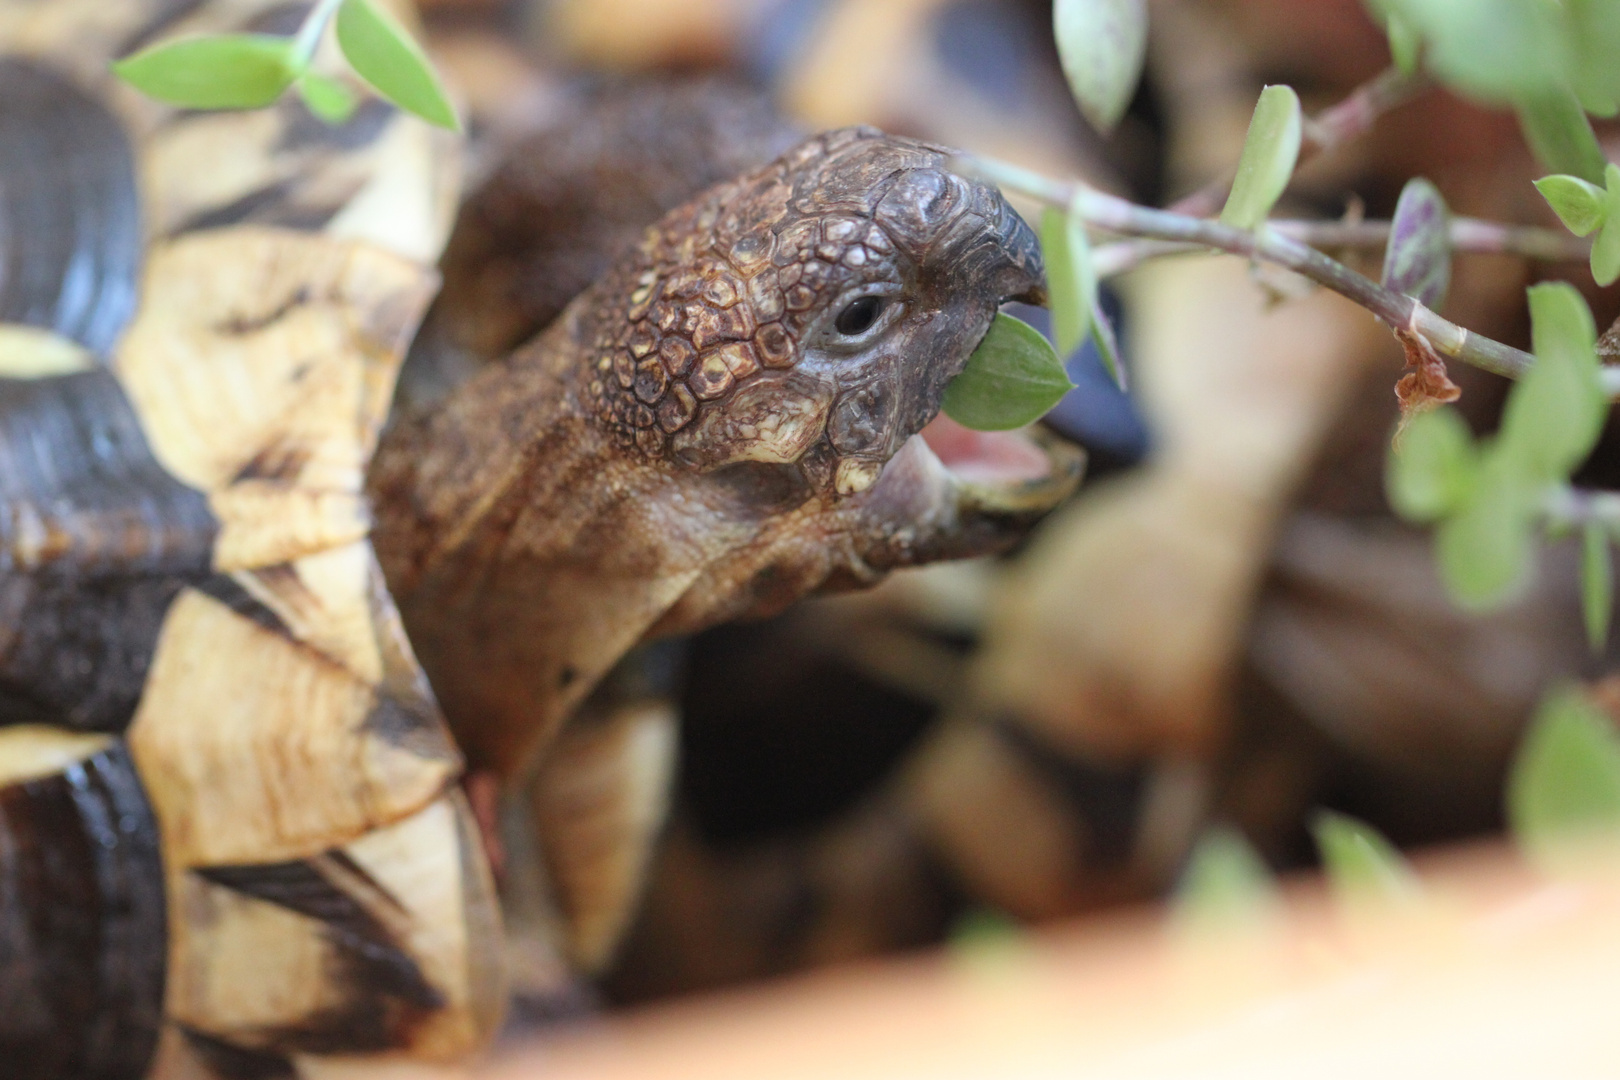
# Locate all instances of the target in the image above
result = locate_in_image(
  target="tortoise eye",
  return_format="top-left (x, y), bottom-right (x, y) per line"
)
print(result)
top-left (834, 295), bottom-right (883, 336)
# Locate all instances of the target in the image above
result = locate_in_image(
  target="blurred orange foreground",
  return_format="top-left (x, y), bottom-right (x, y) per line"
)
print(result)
top-left (378, 844), bottom-right (1620, 1080)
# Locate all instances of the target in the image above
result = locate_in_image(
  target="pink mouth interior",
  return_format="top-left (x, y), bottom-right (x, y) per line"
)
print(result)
top-left (918, 413), bottom-right (1053, 485)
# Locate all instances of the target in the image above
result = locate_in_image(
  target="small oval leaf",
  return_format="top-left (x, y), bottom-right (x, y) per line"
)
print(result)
top-left (1089, 293), bottom-right (1127, 391)
top-left (1219, 85), bottom-right (1302, 230)
top-left (1386, 12), bottom-right (1422, 75)
top-left (336, 0), bottom-right (459, 129)
top-left (1039, 206), bottom-right (1094, 358)
top-left (1375, 0), bottom-right (1571, 106)
top-left (113, 34), bottom-right (299, 110)
top-left (1593, 165), bottom-right (1620, 287)
top-left (1434, 455), bottom-right (1538, 610)
top-left (1172, 827), bottom-right (1279, 932)
top-left (1381, 177), bottom-right (1452, 309)
top-left (1500, 282), bottom-right (1604, 481)
top-left (1508, 685), bottom-right (1620, 868)
top-left (1569, 0), bottom-right (1620, 118)
top-left (1387, 405), bottom-right (1477, 522)
top-left (942, 314), bottom-right (1076, 431)
top-left (1584, 520), bottom-right (1613, 651)
top-left (1515, 88), bottom-right (1608, 186)
top-left (1534, 174), bottom-right (1608, 237)
top-left (1053, 0), bottom-right (1149, 134)
top-left (1311, 810), bottom-right (1421, 906)
top-left (297, 70), bottom-right (358, 125)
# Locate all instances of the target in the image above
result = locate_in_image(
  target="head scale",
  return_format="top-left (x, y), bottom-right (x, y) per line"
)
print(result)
top-left (579, 126), bottom-right (1043, 497)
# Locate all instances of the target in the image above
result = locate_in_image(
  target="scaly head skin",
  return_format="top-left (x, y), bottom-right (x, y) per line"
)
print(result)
top-left (370, 127), bottom-right (1081, 776)
top-left (579, 126), bottom-right (1046, 492)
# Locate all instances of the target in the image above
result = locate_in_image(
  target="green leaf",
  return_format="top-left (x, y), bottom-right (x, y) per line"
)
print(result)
top-left (1172, 826), bottom-right (1279, 931)
top-left (1311, 810), bottom-right (1421, 906)
top-left (1219, 85), bottom-right (1302, 230)
top-left (949, 907), bottom-right (1022, 949)
top-left (335, 0), bottom-right (458, 129)
top-left (113, 34), bottom-right (300, 110)
top-left (1500, 282), bottom-right (1604, 481)
top-left (1386, 12), bottom-right (1422, 75)
top-left (1534, 174), bottom-right (1608, 237)
top-left (1567, 0), bottom-right (1620, 118)
top-left (297, 71), bottom-right (358, 124)
top-left (1052, 0), bottom-right (1149, 134)
top-left (1090, 294), bottom-right (1126, 391)
top-left (1595, 221), bottom-right (1620, 288)
top-left (1373, 0), bottom-right (1571, 105)
top-left (1381, 177), bottom-right (1451, 309)
top-left (1387, 406), bottom-right (1477, 522)
top-left (1515, 89), bottom-right (1607, 186)
top-left (1593, 165), bottom-right (1620, 287)
top-left (1434, 454), bottom-right (1538, 610)
top-left (1584, 520), bottom-right (1613, 651)
top-left (1039, 206), bottom-right (1094, 358)
top-left (1507, 685), bottom-right (1620, 867)
top-left (942, 313), bottom-right (1076, 431)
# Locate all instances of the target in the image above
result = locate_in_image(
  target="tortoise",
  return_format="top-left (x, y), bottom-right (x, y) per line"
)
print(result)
top-left (0, 1), bottom-right (1082, 1075)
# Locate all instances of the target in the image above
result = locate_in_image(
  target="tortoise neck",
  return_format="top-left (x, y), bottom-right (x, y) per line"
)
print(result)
top-left (367, 323), bottom-right (710, 777)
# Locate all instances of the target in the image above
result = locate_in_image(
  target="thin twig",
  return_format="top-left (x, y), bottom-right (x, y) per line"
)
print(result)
top-left (291, 0), bottom-right (344, 66)
top-left (960, 154), bottom-right (1537, 382)
top-left (1545, 486), bottom-right (1620, 530)
top-left (1169, 66), bottom-right (1429, 218)
top-left (1091, 217), bottom-right (1590, 278)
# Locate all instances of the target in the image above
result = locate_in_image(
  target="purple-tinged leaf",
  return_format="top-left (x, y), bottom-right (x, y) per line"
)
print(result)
top-left (1381, 177), bottom-right (1451, 310)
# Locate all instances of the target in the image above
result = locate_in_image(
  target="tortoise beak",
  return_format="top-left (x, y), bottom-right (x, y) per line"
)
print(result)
top-left (990, 197), bottom-right (1047, 308)
top-left (835, 416), bottom-right (1084, 574)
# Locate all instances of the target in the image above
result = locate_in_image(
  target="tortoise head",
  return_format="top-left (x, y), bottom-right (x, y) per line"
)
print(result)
top-left (567, 127), bottom-right (1082, 633)
top-left (578, 126), bottom-right (1062, 498)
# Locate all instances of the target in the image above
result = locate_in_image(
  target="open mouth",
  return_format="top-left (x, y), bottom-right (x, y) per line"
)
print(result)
top-left (918, 412), bottom-right (1055, 485)
top-left (898, 295), bottom-right (1085, 512)
top-left (888, 411), bottom-right (1084, 519)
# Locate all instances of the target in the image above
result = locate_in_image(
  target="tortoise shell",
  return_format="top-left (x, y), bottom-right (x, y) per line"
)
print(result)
top-left (0, 2), bottom-right (498, 1075)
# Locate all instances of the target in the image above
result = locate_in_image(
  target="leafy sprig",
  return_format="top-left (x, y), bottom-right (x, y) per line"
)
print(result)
top-left (114, 0), bottom-right (457, 130)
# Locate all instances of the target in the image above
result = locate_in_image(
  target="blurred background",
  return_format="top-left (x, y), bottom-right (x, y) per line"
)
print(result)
top-left (414, 0), bottom-right (1620, 1040)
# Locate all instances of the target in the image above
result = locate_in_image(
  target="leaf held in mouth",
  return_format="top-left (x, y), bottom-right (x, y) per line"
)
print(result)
top-left (942, 314), bottom-right (1075, 431)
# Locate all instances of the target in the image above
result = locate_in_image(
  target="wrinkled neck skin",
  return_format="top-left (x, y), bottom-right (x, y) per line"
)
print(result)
top-left (370, 296), bottom-right (952, 779)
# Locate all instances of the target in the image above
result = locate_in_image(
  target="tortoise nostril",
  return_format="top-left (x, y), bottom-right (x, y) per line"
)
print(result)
top-left (835, 295), bottom-right (884, 335)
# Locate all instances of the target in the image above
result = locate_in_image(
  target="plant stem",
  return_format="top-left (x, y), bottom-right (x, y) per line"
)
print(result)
top-left (292, 0), bottom-right (345, 67)
top-left (959, 153), bottom-right (1538, 382)
top-left (1091, 218), bottom-right (1590, 278)
top-left (1545, 486), bottom-right (1620, 530)
top-left (1169, 66), bottom-right (1429, 218)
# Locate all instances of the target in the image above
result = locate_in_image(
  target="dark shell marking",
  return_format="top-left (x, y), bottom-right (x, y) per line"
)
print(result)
top-left (0, 60), bottom-right (141, 357)
top-left (0, 742), bottom-right (167, 1080)
top-left (0, 372), bottom-right (216, 731)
